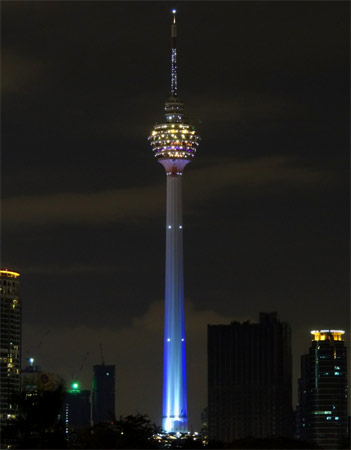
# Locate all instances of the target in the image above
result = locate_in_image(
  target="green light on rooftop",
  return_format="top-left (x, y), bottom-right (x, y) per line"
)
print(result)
top-left (71, 382), bottom-right (79, 390)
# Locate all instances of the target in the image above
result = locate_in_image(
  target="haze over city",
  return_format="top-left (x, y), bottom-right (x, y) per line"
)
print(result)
top-left (2, 1), bottom-right (349, 431)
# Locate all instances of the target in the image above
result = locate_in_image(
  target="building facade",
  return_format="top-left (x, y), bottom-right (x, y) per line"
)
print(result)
top-left (92, 364), bottom-right (115, 424)
top-left (208, 312), bottom-right (292, 443)
top-left (296, 330), bottom-right (348, 449)
top-left (148, 10), bottom-right (200, 433)
top-left (0, 270), bottom-right (21, 432)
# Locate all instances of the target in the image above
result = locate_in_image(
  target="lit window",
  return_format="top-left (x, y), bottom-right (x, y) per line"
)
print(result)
top-left (334, 371), bottom-right (340, 375)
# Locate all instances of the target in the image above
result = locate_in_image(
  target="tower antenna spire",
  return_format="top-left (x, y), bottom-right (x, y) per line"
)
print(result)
top-left (171, 9), bottom-right (177, 97)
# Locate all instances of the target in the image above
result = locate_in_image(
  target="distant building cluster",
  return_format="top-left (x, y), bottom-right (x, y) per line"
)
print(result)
top-left (0, 269), bottom-right (116, 446)
top-left (24, 363), bottom-right (116, 436)
top-left (207, 314), bottom-right (349, 448)
top-left (20, 361), bottom-right (116, 437)
top-left (0, 270), bottom-right (349, 449)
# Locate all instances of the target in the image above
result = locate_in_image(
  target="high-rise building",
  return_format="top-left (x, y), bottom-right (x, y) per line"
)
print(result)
top-left (0, 269), bottom-right (21, 432)
top-left (148, 10), bottom-right (200, 433)
top-left (63, 382), bottom-right (91, 433)
top-left (208, 312), bottom-right (292, 443)
top-left (296, 330), bottom-right (348, 449)
top-left (92, 364), bottom-right (115, 424)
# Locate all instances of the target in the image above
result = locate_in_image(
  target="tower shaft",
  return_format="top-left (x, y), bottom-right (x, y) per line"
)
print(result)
top-left (162, 172), bottom-right (187, 432)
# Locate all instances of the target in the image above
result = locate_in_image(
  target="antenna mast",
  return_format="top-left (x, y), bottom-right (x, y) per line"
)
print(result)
top-left (99, 343), bottom-right (105, 365)
top-left (171, 9), bottom-right (177, 97)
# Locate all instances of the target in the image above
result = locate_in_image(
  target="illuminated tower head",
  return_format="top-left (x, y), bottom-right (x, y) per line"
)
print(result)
top-left (148, 9), bottom-right (200, 175)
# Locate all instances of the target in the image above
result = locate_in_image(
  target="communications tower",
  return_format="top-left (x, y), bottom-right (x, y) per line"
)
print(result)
top-left (148, 10), bottom-right (200, 433)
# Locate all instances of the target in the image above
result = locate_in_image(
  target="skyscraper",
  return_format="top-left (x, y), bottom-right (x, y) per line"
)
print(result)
top-left (296, 330), bottom-right (348, 449)
top-left (0, 269), bottom-right (21, 432)
top-left (208, 313), bottom-right (292, 443)
top-left (148, 10), bottom-right (200, 433)
top-left (92, 364), bottom-right (115, 424)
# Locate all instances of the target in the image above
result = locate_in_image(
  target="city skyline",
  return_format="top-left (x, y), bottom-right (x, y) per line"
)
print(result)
top-left (2, 2), bottom-right (349, 431)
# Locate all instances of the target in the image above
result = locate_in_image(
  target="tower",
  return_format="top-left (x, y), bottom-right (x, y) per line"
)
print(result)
top-left (92, 364), bottom-right (115, 424)
top-left (0, 270), bottom-right (21, 432)
top-left (148, 10), bottom-right (200, 433)
top-left (296, 330), bottom-right (348, 449)
top-left (207, 313), bottom-right (293, 442)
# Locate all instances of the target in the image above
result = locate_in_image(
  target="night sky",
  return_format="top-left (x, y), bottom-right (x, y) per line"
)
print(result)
top-left (2, 1), bottom-right (349, 430)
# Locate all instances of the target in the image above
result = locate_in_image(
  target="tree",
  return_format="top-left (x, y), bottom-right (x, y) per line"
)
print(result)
top-left (73, 413), bottom-right (161, 449)
top-left (1, 384), bottom-right (67, 449)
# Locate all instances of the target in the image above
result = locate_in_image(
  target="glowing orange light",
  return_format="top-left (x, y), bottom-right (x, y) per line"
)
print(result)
top-left (0, 270), bottom-right (20, 278)
top-left (311, 330), bottom-right (345, 342)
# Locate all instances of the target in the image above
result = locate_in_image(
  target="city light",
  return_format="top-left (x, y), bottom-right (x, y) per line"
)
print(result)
top-left (311, 330), bottom-right (345, 341)
top-left (0, 270), bottom-right (20, 278)
top-left (71, 382), bottom-right (79, 390)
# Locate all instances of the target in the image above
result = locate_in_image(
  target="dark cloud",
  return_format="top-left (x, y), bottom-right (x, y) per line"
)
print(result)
top-left (1, 49), bottom-right (44, 94)
top-left (3, 155), bottom-right (328, 227)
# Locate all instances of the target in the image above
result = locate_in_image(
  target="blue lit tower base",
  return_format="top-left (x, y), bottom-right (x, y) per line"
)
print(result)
top-left (148, 10), bottom-right (200, 433)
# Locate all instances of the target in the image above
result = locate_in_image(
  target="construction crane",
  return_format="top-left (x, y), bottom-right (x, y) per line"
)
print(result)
top-left (71, 351), bottom-right (89, 381)
top-left (23, 329), bottom-right (51, 360)
top-left (99, 343), bottom-right (105, 366)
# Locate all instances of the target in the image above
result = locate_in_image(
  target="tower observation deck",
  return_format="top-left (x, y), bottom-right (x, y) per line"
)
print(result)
top-left (148, 10), bottom-right (200, 433)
